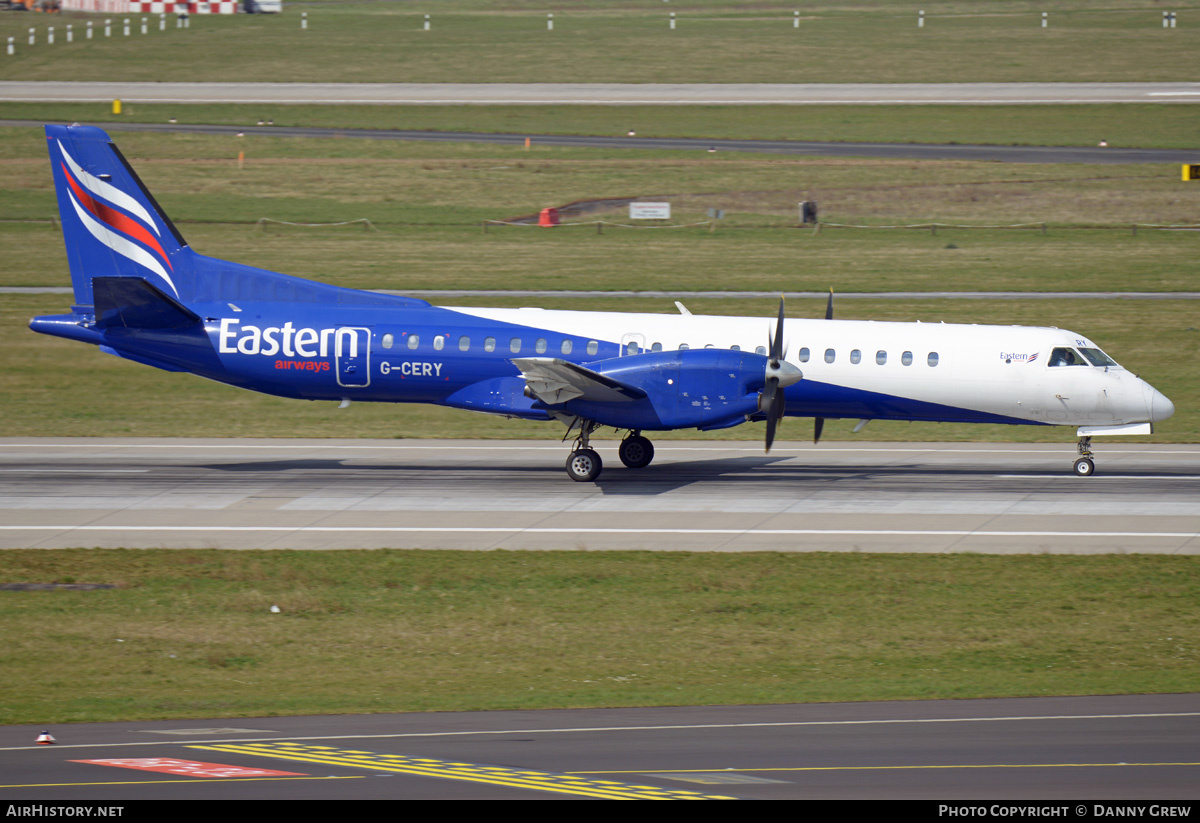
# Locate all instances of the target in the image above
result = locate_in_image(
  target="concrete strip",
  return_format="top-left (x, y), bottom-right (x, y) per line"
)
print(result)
top-left (4, 82), bottom-right (1200, 105)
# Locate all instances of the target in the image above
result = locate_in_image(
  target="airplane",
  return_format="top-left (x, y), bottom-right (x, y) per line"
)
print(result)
top-left (29, 124), bottom-right (1175, 481)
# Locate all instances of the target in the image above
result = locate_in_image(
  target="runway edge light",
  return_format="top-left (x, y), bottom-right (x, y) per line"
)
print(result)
top-left (36, 730), bottom-right (55, 745)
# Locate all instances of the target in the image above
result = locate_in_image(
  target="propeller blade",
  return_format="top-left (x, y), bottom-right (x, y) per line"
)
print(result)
top-left (771, 296), bottom-right (785, 364)
top-left (825, 288), bottom-right (834, 321)
top-left (813, 416), bottom-right (825, 444)
top-left (765, 391), bottom-right (785, 452)
top-left (763, 296), bottom-right (789, 452)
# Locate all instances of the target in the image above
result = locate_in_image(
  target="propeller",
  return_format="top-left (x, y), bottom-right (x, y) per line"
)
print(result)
top-left (761, 297), bottom-right (802, 452)
top-left (814, 288), bottom-right (833, 444)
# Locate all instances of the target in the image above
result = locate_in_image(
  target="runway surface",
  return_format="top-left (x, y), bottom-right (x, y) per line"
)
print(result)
top-left (2, 694), bottom-right (1197, 799)
top-left (4, 81), bottom-right (1200, 105)
top-left (2, 438), bottom-right (1197, 553)
top-left (4, 118), bottom-right (1195, 164)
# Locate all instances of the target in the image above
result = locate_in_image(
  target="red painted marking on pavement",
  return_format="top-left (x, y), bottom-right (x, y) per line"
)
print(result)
top-left (73, 758), bottom-right (307, 778)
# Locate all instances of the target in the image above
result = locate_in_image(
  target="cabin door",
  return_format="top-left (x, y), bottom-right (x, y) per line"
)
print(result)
top-left (335, 327), bottom-right (372, 388)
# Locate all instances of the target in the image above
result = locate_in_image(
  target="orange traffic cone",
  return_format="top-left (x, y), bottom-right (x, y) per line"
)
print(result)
top-left (36, 730), bottom-right (55, 745)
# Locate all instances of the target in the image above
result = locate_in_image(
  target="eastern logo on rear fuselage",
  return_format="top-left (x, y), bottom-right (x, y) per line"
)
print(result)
top-left (217, 318), bottom-right (361, 359)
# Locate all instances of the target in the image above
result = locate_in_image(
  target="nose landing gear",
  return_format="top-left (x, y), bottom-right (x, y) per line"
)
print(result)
top-left (1073, 436), bottom-right (1095, 477)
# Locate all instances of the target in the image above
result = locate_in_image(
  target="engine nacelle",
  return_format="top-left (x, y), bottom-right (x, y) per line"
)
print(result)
top-left (556, 348), bottom-right (786, 431)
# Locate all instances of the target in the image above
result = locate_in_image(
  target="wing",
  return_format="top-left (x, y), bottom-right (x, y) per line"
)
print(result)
top-left (512, 357), bottom-right (647, 405)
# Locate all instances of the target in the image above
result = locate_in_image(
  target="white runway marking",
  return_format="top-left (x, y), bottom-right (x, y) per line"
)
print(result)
top-left (0, 469), bottom-right (150, 474)
top-left (998, 475), bottom-right (1200, 480)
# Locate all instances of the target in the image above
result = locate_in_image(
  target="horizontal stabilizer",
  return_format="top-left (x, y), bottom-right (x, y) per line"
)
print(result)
top-left (93, 276), bottom-right (201, 330)
top-left (513, 357), bottom-right (647, 405)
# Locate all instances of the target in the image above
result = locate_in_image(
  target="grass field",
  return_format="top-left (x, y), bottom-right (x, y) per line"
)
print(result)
top-left (2, 1), bottom-right (1199, 84)
top-left (3, 127), bottom-right (1198, 293)
top-left (1, 549), bottom-right (1196, 724)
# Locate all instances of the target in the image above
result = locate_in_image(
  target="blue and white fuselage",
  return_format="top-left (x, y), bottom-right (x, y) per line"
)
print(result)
top-left (29, 125), bottom-right (1174, 480)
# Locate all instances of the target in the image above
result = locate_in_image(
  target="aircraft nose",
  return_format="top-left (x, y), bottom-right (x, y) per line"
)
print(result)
top-left (1149, 385), bottom-right (1175, 423)
top-left (1139, 378), bottom-right (1175, 424)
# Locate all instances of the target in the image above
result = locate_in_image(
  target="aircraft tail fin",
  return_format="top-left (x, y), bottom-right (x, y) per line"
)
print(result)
top-left (46, 124), bottom-right (194, 311)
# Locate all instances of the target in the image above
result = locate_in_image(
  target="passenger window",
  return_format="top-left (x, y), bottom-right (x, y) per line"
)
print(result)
top-left (824, 348), bottom-right (836, 364)
top-left (484, 336), bottom-right (496, 353)
top-left (704, 343), bottom-right (715, 349)
top-left (731, 344), bottom-right (741, 351)
top-left (850, 349), bottom-right (861, 364)
top-left (433, 335), bottom-right (445, 351)
top-left (407, 334), bottom-right (419, 350)
top-left (510, 337), bottom-right (522, 353)
top-left (928, 352), bottom-right (939, 367)
top-left (626, 342), bottom-right (640, 355)
top-left (561, 339), bottom-right (573, 355)
top-left (536, 338), bottom-right (547, 354)
top-left (381, 333), bottom-right (394, 349)
top-left (678, 343), bottom-right (690, 351)
top-left (651, 342), bottom-right (663, 352)
top-left (458, 336), bottom-right (470, 351)
top-left (902, 351), bottom-right (913, 366)
top-left (876, 350), bottom-right (887, 365)
top-left (798, 347), bottom-right (810, 362)
top-left (587, 340), bottom-right (598, 356)
top-left (1049, 347), bottom-right (1087, 367)
top-left (756, 346), bottom-right (767, 355)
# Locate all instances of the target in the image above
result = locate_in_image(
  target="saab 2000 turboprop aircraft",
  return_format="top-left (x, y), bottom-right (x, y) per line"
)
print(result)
top-left (30, 125), bottom-right (1175, 480)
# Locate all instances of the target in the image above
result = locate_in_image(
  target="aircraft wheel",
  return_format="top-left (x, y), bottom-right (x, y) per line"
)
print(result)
top-left (566, 449), bottom-right (603, 482)
top-left (1073, 457), bottom-right (1095, 477)
top-left (619, 435), bottom-right (654, 469)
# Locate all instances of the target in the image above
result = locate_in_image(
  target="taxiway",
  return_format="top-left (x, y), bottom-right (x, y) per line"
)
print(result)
top-left (1, 694), bottom-right (1197, 800)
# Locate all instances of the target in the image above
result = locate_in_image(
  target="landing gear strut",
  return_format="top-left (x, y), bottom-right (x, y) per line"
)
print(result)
top-left (1073, 436), bottom-right (1096, 477)
top-left (565, 419), bottom-right (602, 482)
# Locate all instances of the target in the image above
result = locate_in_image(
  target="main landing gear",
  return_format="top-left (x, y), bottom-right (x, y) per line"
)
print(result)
top-left (618, 432), bottom-right (655, 469)
top-left (1073, 436), bottom-right (1096, 477)
top-left (563, 422), bottom-right (656, 482)
top-left (565, 419), bottom-right (602, 482)
top-left (566, 447), bottom-right (602, 482)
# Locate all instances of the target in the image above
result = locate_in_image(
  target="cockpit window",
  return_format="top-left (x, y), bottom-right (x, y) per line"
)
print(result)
top-left (1048, 347), bottom-right (1087, 367)
top-left (1079, 347), bottom-right (1118, 367)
